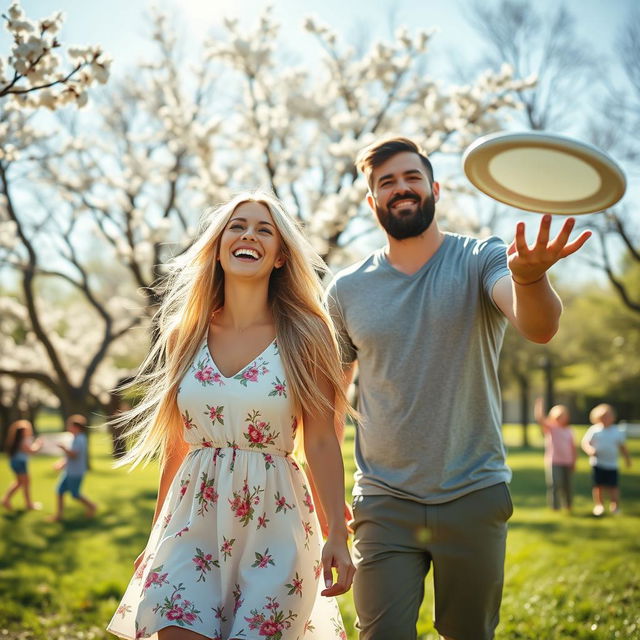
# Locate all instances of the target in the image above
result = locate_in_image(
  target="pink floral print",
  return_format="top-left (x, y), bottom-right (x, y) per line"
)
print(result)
top-left (229, 481), bottom-right (263, 527)
top-left (193, 357), bottom-right (225, 386)
top-left (192, 547), bottom-right (219, 582)
top-left (182, 410), bottom-right (195, 430)
top-left (151, 583), bottom-right (202, 627)
top-left (233, 583), bottom-right (244, 615)
top-left (107, 338), bottom-right (346, 640)
top-left (134, 625), bottom-right (148, 639)
top-left (205, 404), bottom-right (224, 426)
top-left (143, 565), bottom-right (168, 591)
top-left (243, 410), bottom-right (280, 449)
top-left (234, 356), bottom-right (269, 386)
top-left (332, 616), bottom-right (348, 640)
top-left (302, 521), bottom-right (313, 550)
top-left (269, 376), bottom-right (287, 397)
top-left (303, 486), bottom-right (315, 513)
top-left (274, 491), bottom-right (295, 514)
top-left (244, 597), bottom-right (297, 639)
top-left (195, 471), bottom-right (218, 516)
top-left (220, 536), bottom-right (235, 561)
top-left (251, 548), bottom-right (275, 569)
top-left (285, 572), bottom-right (303, 597)
top-left (213, 605), bottom-right (227, 622)
top-left (179, 475), bottom-right (190, 499)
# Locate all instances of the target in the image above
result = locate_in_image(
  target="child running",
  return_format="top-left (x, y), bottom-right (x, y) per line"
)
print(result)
top-left (534, 397), bottom-right (576, 512)
top-left (2, 419), bottom-right (42, 510)
top-left (581, 404), bottom-right (631, 516)
top-left (50, 414), bottom-right (97, 521)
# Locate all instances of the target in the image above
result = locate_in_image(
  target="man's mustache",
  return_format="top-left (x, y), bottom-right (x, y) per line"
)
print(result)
top-left (388, 193), bottom-right (421, 207)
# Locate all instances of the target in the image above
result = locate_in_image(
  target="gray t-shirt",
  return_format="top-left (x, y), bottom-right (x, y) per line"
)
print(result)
top-left (66, 432), bottom-right (88, 476)
top-left (326, 232), bottom-right (512, 504)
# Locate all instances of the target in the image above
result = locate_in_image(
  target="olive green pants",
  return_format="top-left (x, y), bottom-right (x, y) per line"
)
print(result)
top-left (351, 483), bottom-right (513, 640)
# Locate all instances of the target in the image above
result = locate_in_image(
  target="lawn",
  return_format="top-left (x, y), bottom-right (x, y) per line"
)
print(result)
top-left (0, 420), bottom-right (639, 640)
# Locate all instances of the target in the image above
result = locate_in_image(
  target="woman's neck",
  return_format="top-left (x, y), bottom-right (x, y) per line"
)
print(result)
top-left (217, 278), bottom-right (273, 330)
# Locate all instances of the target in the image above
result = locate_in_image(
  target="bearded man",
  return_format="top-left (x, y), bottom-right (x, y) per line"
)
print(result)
top-left (326, 136), bottom-right (590, 640)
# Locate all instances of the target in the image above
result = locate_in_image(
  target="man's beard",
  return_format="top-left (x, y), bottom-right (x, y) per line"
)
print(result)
top-left (375, 192), bottom-right (436, 240)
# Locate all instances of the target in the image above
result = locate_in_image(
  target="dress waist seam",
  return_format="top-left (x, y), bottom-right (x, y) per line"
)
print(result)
top-left (188, 444), bottom-right (289, 458)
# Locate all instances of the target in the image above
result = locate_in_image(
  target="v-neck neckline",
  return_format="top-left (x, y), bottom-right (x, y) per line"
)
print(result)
top-left (204, 335), bottom-right (276, 380)
top-left (376, 233), bottom-right (451, 280)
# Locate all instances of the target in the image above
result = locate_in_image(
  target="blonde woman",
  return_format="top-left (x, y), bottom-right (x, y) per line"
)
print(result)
top-left (107, 192), bottom-right (354, 640)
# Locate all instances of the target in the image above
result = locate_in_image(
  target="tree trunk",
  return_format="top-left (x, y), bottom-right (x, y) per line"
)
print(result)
top-left (517, 373), bottom-right (530, 448)
top-left (542, 355), bottom-right (555, 410)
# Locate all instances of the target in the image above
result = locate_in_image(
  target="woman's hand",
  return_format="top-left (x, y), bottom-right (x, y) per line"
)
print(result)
top-left (320, 534), bottom-right (355, 597)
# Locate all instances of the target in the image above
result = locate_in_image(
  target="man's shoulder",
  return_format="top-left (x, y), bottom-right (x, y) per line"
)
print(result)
top-left (328, 252), bottom-right (380, 291)
top-left (445, 232), bottom-right (506, 255)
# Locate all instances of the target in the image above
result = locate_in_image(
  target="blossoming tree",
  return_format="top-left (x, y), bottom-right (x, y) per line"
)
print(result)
top-left (1, 5), bottom-right (532, 427)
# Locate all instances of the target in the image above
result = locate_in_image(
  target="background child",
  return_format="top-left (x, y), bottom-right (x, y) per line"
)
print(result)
top-left (581, 404), bottom-right (632, 516)
top-left (50, 414), bottom-right (97, 521)
top-left (2, 419), bottom-right (43, 510)
top-left (534, 397), bottom-right (576, 512)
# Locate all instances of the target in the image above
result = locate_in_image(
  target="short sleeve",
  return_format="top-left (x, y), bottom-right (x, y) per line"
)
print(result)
top-left (581, 426), bottom-right (595, 447)
top-left (478, 236), bottom-right (510, 299)
top-left (325, 277), bottom-right (357, 364)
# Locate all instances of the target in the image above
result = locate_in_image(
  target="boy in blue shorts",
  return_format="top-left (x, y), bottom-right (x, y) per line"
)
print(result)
top-left (582, 404), bottom-right (632, 516)
top-left (50, 414), bottom-right (97, 521)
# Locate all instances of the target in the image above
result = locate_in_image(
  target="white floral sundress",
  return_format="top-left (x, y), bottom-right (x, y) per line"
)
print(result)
top-left (107, 339), bottom-right (346, 640)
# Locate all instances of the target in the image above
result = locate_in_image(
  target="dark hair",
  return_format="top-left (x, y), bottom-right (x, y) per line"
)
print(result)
top-left (356, 136), bottom-right (435, 189)
top-left (5, 420), bottom-right (31, 455)
top-left (68, 414), bottom-right (88, 433)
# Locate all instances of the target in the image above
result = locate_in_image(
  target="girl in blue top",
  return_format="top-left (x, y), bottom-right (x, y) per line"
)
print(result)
top-left (2, 419), bottom-right (42, 510)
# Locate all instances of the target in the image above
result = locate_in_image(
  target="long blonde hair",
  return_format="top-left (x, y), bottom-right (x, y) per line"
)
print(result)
top-left (115, 191), bottom-right (352, 468)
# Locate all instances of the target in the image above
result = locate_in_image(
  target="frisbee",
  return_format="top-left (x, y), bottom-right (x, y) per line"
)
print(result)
top-left (462, 131), bottom-right (626, 215)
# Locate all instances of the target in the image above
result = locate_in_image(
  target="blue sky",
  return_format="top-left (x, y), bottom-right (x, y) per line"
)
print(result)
top-left (13, 0), bottom-right (636, 79)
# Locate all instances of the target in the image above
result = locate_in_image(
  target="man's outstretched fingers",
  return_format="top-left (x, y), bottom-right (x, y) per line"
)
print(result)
top-left (513, 221), bottom-right (531, 255)
top-left (548, 216), bottom-right (577, 250)
top-left (534, 214), bottom-right (552, 248)
top-left (559, 230), bottom-right (592, 258)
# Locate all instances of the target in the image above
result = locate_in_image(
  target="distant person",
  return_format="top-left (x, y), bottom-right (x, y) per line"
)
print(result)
top-left (49, 414), bottom-right (97, 521)
top-left (581, 404), bottom-right (631, 516)
top-left (534, 397), bottom-right (576, 512)
top-left (1, 419), bottom-right (42, 511)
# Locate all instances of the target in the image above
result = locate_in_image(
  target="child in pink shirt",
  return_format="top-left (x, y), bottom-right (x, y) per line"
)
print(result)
top-left (535, 398), bottom-right (576, 512)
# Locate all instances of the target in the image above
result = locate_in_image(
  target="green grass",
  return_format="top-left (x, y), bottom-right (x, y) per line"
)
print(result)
top-left (0, 423), bottom-right (639, 639)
